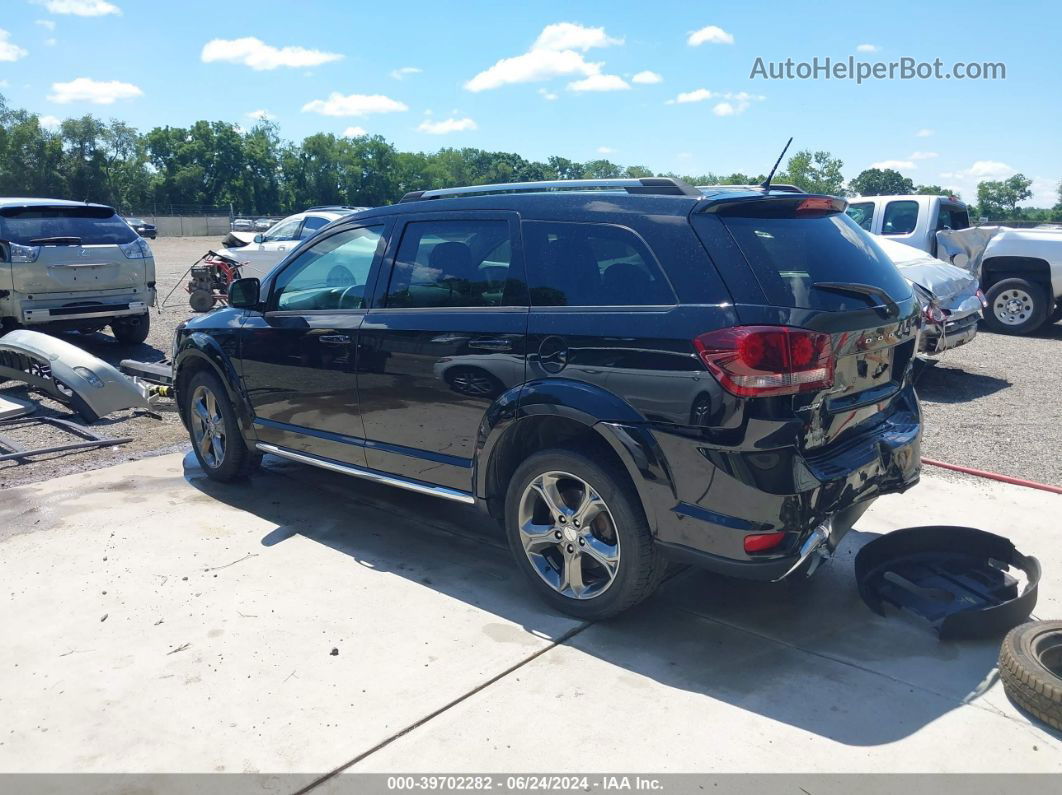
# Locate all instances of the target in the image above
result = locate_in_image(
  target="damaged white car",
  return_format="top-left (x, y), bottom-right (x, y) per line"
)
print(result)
top-left (873, 235), bottom-right (985, 355)
top-left (215, 207), bottom-right (366, 280)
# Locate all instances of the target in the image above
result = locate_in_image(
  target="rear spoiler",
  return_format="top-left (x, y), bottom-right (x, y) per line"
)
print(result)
top-left (696, 192), bottom-right (848, 214)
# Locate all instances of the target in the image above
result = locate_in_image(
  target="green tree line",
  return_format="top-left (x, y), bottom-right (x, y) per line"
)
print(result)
top-left (2, 92), bottom-right (1059, 222)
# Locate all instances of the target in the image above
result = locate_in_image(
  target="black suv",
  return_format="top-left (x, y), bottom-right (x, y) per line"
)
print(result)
top-left (174, 178), bottom-right (921, 619)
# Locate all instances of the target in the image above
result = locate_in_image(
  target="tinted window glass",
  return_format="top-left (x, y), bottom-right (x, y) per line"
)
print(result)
top-left (523, 222), bottom-right (674, 307)
top-left (846, 202), bottom-right (875, 231)
top-left (300, 215), bottom-right (331, 239)
top-left (385, 219), bottom-right (525, 308)
top-left (273, 226), bottom-right (383, 311)
top-left (0, 206), bottom-right (137, 245)
top-left (943, 204), bottom-right (970, 230)
top-left (882, 200), bottom-right (919, 235)
top-left (719, 210), bottom-right (912, 312)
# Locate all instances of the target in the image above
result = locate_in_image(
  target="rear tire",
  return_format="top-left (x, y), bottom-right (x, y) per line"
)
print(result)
top-left (983, 278), bottom-right (1049, 335)
top-left (111, 313), bottom-right (150, 346)
top-left (504, 448), bottom-right (666, 620)
top-left (182, 370), bottom-right (257, 481)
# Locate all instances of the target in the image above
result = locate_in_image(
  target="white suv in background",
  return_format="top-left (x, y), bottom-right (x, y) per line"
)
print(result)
top-left (0, 198), bottom-right (155, 345)
top-left (218, 206), bottom-right (367, 280)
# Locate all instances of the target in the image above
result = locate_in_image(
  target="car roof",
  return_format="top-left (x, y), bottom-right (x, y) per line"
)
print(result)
top-left (0, 197), bottom-right (114, 210)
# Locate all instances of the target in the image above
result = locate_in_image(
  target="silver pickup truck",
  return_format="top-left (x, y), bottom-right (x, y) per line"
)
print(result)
top-left (0, 198), bottom-right (155, 345)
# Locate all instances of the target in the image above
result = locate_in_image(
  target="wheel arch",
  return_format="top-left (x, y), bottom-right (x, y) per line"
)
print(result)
top-left (475, 378), bottom-right (677, 532)
top-left (981, 256), bottom-right (1053, 293)
top-left (173, 333), bottom-right (254, 437)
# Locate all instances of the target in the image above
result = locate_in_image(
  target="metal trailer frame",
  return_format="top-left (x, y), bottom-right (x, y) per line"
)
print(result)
top-left (0, 415), bottom-right (132, 463)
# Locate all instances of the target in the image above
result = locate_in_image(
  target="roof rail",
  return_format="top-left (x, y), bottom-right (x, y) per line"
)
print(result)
top-left (696, 183), bottom-right (805, 194)
top-left (398, 177), bottom-right (702, 203)
top-left (305, 205), bottom-right (369, 212)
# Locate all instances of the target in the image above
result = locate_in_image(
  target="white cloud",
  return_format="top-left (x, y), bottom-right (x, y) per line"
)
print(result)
top-left (34, 0), bottom-right (120, 16)
top-left (301, 92), bottom-right (408, 117)
top-left (870, 159), bottom-right (916, 171)
top-left (1026, 176), bottom-right (1058, 207)
top-left (940, 160), bottom-right (1015, 181)
top-left (669, 89), bottom-right (764, 117)
top-left (201, 37), bottom-right (343, 71)
top-left (466, 48), bottom-right (600, 92)
top-left (465, 21), bottom-right (624, 92)
top-left (909, 151), bottom-right (938, 160)
top-left (631, 70), bottom-right (662, 84)
top-left (35, 19), bottom-right (57, 30)
top-left (532, 22), bottom-right (623, 51)
top-left (39, 114), bottom-right (62, 130)
top-left (245, 109), bottom-right (273, 121)
top-left (48, 77), bottom-right (142, 104)
top-left (45, 38), bottom-right (57, 46)
top-left (568, 73), bottom-right (629, 92)
top-left (915, 128), bottom-right (934, 137)
top-left (856, 43), bottom-right (880, 53)
top-left (390, 66), bottom-right (421, 80)
top-left (538, 88), bottom-right (558, 101)
top-left (0, 29), bottom-right (28, 62)
top-left (687, 25), bottom-right (734, 46)
top-left (672, 88), bottom-right (715, 104)
top-left (343, 126), bottom-right (367, 137)
top-left (417, 116), bottom-right (477, 134)
top-left (597, 146), bottom-right (615, 154)
top-left (0, 80), bottom-right (8, 88)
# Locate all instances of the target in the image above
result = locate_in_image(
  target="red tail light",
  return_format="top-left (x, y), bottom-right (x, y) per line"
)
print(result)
top-left (744, 531), bottom-right (787, 554)
top-left (693, 326), bottom-right (834, 397)
top-left (923, 303), bottom-right (946, 324)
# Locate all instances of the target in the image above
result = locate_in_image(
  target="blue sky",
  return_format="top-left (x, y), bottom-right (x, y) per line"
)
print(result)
top-left (1, 0), bottom-right (1059, 204)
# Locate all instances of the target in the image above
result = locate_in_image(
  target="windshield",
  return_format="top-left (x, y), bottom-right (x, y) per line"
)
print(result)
top-left (713, 205), bottom-right (912, 312)
top-left (0, 206), bottom-right (137, 246)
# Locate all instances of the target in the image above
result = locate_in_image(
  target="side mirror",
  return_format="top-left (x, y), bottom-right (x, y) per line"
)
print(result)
top-left (228, 277), bottom-right (261, 309)
top-left (253, 233), bottom-right (265, 244)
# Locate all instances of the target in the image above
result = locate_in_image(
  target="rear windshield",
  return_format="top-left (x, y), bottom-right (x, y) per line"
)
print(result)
top-left (0, 205), bottom-right (137, 246)
top-left (714, 205), bottom-right (912, 312)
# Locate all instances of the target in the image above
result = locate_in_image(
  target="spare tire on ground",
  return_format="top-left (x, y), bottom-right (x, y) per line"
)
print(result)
top-left (999, 620), bottom-right (1062, 732)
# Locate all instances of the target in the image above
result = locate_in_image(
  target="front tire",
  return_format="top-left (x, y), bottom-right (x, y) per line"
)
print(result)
top-left (183, 370), bottom-right (257, 481)
top-left (983, 278), bottom-right (1049, 335)
top-left (504, 449), bottom-right (666, 620)
top-left (111, 313), bottom-right (150, 345)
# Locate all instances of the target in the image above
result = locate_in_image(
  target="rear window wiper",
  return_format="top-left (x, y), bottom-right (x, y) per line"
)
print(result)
top-left (29, 236), bottom-right (82, 246)
top-left (813, 281), bottom-right (900, 318)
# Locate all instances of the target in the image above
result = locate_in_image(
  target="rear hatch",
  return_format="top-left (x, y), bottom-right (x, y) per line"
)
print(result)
top-left (1, 204), bottom-right (149, 294)
top-left (691, 194), bottom-right (920, 451)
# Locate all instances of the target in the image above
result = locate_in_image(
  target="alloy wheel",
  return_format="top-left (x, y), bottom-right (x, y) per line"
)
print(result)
top-left (190, 384), bottom-right (227, 469)
top-left (517, 471), bottom-right (621, 600)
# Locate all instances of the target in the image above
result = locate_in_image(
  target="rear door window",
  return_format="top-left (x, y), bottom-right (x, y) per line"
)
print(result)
top-left (845, 202), bottom-right (875, 231)
top-left (709, 206), bottom-right (912, 312)
top-left (881, 200), bottom-right (919, 235)
top-left (523, 221), bottom-right (675, 307)
top-left (0, 205), bottom-right (137, 245)
top-left (384, 219), bottom-right (526, 308)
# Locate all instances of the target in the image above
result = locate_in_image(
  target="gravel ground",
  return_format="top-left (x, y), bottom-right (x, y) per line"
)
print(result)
top-left (2, 235), bottom-right (1061, 489)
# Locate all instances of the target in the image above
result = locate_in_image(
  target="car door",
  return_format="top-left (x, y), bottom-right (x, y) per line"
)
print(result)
top-left (239, 222), bottom-right (390, 466)
top-left (356, 212), bottom-right (528, 493)
top-left (237, 215), bottom-right (304, 280)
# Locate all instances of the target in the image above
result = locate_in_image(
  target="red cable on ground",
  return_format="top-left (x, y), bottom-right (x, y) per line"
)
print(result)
top-left (922, 457), bottom-right (1062, 495)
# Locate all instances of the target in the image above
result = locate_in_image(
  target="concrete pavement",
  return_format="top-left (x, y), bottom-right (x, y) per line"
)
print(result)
top-left (1, 452), bottom-right (1059, 780)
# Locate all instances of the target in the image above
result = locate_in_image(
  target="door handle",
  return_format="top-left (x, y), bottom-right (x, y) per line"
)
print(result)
top-left (319, 334), bottom-right (351, 345)
top-left (468, 337), bottom-right (512, 352)
top-left (277, 246), bottom-right (287, 251)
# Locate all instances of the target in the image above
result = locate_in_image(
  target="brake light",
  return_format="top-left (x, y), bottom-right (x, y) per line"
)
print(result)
top-left (923, 303), bottom-right (946, 324)
top-left (744, 531), bottom-right (787, 554)
top-left (693, 326), bottom-right (834, 397)
top-left (796, 197), bottom-right (843, 214)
